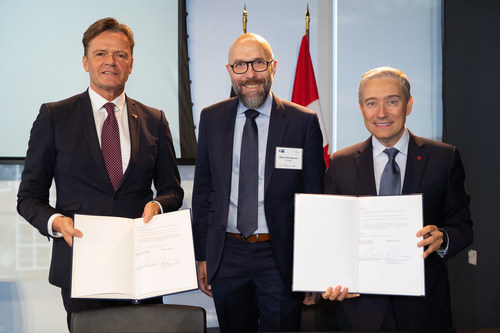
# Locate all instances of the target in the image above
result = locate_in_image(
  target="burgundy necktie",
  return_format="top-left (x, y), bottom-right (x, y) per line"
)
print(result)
top-left (101, 102), bottom-right (123, 190)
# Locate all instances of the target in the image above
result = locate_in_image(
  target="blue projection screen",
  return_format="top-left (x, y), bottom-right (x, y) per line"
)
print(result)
top-left (0, 0), bottom-right (179, 157)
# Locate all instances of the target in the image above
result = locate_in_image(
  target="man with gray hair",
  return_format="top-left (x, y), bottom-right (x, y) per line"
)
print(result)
top-left (322, 66), bottom-right (473, 330)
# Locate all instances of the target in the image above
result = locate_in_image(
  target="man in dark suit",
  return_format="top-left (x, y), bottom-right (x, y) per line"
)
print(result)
top-left (322, 66), bottom-right (473, 330)
top-left (192, 33), bottom-right (325, 332)
top-left (17, 18), bottom-right (183, 328)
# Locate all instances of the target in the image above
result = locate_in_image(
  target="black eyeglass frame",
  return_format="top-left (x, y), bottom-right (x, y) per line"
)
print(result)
top-left (229, 59), bottom-right (275, 74)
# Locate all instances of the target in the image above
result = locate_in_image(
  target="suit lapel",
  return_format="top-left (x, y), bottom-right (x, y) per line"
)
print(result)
top-left (402, 132), bottom-right (428, 194)
top-left (354, 138), bottom-right (377, 196)
top-left (264, 94), bottom-right (288, 193)
top-left (77, 90), bottom-right (111, 187)
top-left (221, 99), bottom-right (238, 195)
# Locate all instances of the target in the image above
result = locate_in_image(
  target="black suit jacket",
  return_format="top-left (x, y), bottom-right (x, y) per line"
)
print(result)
top-left (17, 90), bottom-right (184, 289)
top-left (323, 132), bottom-right (473, 330)
top-left (192, 94), bottom-right (325, 288)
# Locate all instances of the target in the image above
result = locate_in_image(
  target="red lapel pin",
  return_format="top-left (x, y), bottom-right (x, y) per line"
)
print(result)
top-left (417, 156), bottom-right (422, 160)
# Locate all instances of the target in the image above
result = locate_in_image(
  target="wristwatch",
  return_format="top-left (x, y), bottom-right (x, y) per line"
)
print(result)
top-left (436, 229), bottom-right (448, 257)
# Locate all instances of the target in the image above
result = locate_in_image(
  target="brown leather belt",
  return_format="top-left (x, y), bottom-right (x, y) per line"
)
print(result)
top-left (226, 232), bottom-right (270, 243)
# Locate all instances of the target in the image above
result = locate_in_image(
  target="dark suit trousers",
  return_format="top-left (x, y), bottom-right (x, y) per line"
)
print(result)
top-left (61, 288), bottom-right (163, 331)
top-left (211, 235), bottom-right (303, 332)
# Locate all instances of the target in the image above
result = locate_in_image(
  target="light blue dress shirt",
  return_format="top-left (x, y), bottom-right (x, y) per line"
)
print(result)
top-left (372, 128), bottom-right (409, 195)
top-left (226, 93), bottom-right (272, 234)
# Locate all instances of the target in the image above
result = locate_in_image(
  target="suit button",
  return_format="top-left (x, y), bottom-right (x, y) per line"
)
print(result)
top-left (113, 194), bottom-right (118, 200)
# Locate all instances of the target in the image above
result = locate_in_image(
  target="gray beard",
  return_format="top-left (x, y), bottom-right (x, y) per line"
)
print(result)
top-left (233, 79), bottom-right (272, 109)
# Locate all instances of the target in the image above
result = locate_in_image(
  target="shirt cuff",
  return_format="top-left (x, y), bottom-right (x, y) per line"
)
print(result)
top-left (48, 214), bottom-right (64, 238)
top-left (150, 200), bottom-right (163, 214)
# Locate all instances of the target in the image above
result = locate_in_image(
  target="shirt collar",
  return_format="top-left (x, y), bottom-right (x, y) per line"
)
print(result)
top-left (88, 87), bottom-right (126, 113)
top-left (372, 127), bottom-right (410, 157)
top-left (236, 92), bottom-right (273, 117)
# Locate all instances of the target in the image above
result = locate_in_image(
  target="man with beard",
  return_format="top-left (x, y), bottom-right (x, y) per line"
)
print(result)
top-left (192, 33), bottom-right (325, 332)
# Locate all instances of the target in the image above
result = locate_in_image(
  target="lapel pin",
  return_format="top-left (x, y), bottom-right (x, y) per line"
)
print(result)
top-left (131, 114), bottom-right (138, 119)
top-left (417, 156), bottom-right (422, 160)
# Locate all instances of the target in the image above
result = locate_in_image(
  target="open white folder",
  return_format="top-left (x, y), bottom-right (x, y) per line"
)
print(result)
top-left (71, 209), bottom-right (197, 301)
top-left (293, 194), bottom-right (425, 296)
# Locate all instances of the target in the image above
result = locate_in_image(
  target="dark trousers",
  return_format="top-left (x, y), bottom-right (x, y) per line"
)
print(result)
top-left (211, 235), bottom-right (303, 332)
top-left (337, 295), bottom-right (398, 331)
top-left (61, 288), bottom-right (163, 331)
top-left (380, 297), bottom-right (398, 330)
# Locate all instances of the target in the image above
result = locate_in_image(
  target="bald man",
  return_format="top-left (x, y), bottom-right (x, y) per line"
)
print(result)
top-left (192, 33), bottom-right (325, 332)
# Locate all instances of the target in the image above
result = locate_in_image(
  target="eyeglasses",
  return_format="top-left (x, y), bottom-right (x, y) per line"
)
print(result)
top-left (229, 59), bottom-right (274, 74)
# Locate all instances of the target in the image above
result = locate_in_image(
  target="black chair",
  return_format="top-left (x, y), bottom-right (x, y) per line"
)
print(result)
top-left (70, 304), bottom-right (206, 333)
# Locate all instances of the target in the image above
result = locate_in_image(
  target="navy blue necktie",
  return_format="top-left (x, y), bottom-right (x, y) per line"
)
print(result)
top-left (237, 109), bottom-right (259, 238)
top-left (379, 148), bottom-right (400, 195)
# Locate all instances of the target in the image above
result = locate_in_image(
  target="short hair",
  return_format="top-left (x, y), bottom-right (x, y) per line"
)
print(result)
top-left (82, 17), bottom-right (135, 56)
top-left (358, 66), bottom-right (411, 104)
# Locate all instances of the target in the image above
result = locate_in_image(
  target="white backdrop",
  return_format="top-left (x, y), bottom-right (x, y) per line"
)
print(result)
top-left (334, 0), bottom-right (442, 150)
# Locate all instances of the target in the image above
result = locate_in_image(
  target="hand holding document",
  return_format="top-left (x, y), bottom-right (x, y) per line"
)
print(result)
top-left (71, 209), bottom-right (197, 301)
top-left (293, 194), bottom-right (425, 296)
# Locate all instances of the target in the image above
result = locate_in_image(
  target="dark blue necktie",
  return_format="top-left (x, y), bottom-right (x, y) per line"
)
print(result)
top-left (379, 148), bottom-right (400, 196)
top-left (237, 109), bottom-right (259, 238)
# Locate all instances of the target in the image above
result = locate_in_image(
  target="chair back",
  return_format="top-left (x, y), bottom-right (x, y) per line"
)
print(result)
top-left (71, 304), bottom-right (206, 333)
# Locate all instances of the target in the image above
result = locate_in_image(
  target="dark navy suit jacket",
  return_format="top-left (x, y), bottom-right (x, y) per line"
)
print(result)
top-left (323, 132), bottom-right (473, 330)
top-left (17, 90), bottom-right (184, 289)
top-left (192, 94), bottom-right (325, 288)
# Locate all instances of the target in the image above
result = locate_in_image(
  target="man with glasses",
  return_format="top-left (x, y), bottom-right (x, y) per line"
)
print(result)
top-left (192, 33), bottom-right (325, 332)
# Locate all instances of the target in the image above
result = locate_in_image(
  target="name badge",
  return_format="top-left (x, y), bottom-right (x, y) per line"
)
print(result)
top-left (275, 147), bottom-right (303, 170)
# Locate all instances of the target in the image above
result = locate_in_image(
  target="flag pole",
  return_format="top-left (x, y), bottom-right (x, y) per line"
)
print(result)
top-left (243, 4), bottom-right (247, 33)
top-left (230, 4), bottom-right (248, 98)
top-left (305, 4), bottom-right (310, 43)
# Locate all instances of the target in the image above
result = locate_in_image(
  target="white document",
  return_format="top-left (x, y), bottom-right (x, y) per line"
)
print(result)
top-left (293, 194), bottom-right (425, 296)
top-left (71, 209), bottom-right (198, 301)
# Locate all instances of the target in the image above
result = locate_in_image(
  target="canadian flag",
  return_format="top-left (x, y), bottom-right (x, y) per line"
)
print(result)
top-left (291, 34), bottom-right (330, 167)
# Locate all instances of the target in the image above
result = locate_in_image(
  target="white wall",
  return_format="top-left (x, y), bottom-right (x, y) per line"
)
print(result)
top-left (334, 0), bottom-right (442, 150)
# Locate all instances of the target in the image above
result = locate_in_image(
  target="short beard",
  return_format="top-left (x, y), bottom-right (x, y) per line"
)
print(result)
top-left (232, 78), bottom-right (272, 109)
